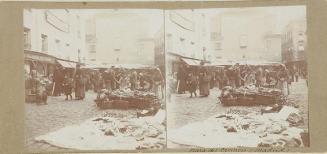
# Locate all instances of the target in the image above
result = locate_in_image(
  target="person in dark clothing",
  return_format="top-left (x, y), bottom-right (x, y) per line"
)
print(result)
top-left (187, 73), bottom-right (198, 98)
top-left (233, 63), bottom-right (241, 88)
top-left (177, 65), bottom-right (188, 94)
top-left (255, 67), bottom-right (265, 87)
top-left (92, 71), bottom-right (101, 93)
top-left (198, 62), bottom-right (210, 97)
top-left (103, 67), bottom-right (115, 91)
top-left (226, 66), bottom-right (236, 88)
top-left (130, 71), bottom-right (138, 90)
top-left (74, 65), bottom-right (85, 100)
top-left (63, 74), bottom-right (73, 100)
top-left (139, 72), bottom-right (154, 91)
top-left (114, 71), bottom-right (122, 90)
top-left (277, 65), bottom-right (289, 95)
top-left (53, 66), bottom-right (64, 96)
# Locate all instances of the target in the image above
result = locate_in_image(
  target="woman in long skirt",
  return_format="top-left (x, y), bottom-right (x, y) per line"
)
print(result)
top-left (198, 63), bottom-right (210, 97)
top-left (277, 66), bottom-right (289, 96)
top-left (74, 65), bottom-right (86, 100)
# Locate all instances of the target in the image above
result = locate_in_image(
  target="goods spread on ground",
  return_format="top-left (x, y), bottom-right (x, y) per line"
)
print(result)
top-left (25, 77), bottom-right (51, 103)
top-left (95, 88), bottom-right (161, 110)
top-left (35, 110), bottom-right (166, 150)
top-left (168, 106), bottom-right (308, 148)
top-left (219, 85), bottom-right (286, 106)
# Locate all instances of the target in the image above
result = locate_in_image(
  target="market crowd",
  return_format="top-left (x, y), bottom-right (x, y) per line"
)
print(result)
top-left (26, 64), bottom-right (164, 103)
top-left (170, 61), bottom-right (307, 98)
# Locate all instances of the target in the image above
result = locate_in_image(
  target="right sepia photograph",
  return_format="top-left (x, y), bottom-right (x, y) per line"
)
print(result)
top-left (166, 6), bottom-right (309, 148)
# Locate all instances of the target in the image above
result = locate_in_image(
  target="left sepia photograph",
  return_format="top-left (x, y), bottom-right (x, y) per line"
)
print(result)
top-left (24, 9), bottom-right (166, 151)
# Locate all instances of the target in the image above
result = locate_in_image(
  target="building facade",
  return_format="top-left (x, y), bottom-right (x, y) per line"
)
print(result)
top-left (165, 10), bottom-right (212, 75)
top-left (84, 11), bottom-right (160, 66)
top-left (23, 9), bottom-right (86, 76)
top-left (154, 26), bottom-right (165, 73)
top-left (210, 9), bottom-right (280, 62)
top-left (281, 19), bottom-right (307, 70)
top-left (263, 34), bottom-right (282, 62)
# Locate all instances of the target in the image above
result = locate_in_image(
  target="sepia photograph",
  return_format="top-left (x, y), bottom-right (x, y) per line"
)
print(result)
top-left (166, 6), bottom-right (309, 148)
top-left (24, 9), bottom-right (166, 151)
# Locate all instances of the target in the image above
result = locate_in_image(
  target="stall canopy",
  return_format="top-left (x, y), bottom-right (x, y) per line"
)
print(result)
top-left (82, 63), bottom-right (156, 70)
top-left (181, 58), bottom-right (202, 66)
top-left (110, 64), bottom-right (155, 69)
top-left (207, 60), bottom-right (234, 66)
top-left (57, 60), bottom-right (76, 68)
top-left (237, 60), bottom-right (284, 66)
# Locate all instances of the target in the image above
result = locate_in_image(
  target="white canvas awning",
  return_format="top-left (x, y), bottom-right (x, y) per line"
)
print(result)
top-left (181, 58), bottom-right (201, 66)
top-left (57, 60), bottom-right (76, 68)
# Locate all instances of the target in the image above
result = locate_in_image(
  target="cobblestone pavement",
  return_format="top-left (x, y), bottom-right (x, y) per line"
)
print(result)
top-left (25, 91), bottom-right (138, 152)
top-left (167, 79), bottom-right (309, 148)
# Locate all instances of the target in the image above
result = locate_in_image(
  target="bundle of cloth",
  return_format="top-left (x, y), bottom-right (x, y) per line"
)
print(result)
top-left (219, 85), bottom-right (285, 106)
top-left (95, 88), bottom-right (160, 109)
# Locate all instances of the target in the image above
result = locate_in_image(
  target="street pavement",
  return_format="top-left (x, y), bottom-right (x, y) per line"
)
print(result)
top-left (25, 91), bottom-right (138, 152)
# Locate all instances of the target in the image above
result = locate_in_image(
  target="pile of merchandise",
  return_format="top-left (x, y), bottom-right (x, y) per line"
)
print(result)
top-left (35, 110), bottom-right (166, 150)
top-left (168, 106), bottom-right (307, 148)
top-left (219, 85), bottom-right (285, 106)
top-left (95, 88), bottom-right (160, 109)
top-left (25, 76), bottom-right (52, 103)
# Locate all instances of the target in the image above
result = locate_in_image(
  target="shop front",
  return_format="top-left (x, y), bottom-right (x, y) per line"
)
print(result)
top-left (24, 50), bottom-right (57, 78)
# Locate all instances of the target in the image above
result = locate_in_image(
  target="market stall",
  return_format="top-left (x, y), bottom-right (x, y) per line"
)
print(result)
top-left (219, 85), bottom-right (286, 106)
top-left (94, 65), bottom-right (164, 110)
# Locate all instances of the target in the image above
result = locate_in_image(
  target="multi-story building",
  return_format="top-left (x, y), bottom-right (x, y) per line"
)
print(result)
top-left (23, 9), bottom-right (86, 76)
top-left (281, 19), bottom-right (307, 70)
top-left (263, 34), bottom-right (282, 62)
top-left (209, 14), bottom-right (223, 60)
top-left (209, 9), bottom-right (280, 62)
top-left (84, 10), bottom-right (161, 66)
top-left (154, 26), bottom-right (165, 73)
top-left (85, 17), bottom-right (97, 64)
top-left (165, 10), bottom-right (212, 75)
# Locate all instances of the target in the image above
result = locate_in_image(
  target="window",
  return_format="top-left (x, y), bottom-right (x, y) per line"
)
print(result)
top-left (89, 44), bottom-right (96, 53)
top-left (137, 43), bottom-right (144, 56)
top-left (116, 57), bottom-right (119, 62)
top-left (55, 39), bottom-right (61, 52)
top-left (114, 49), bottom-right (120, 52)
top-left (24, 28), bottom-right (31, 50)
top-left (166, 34), bottom-right (173, 52)
top-left (77, 49), bottom-right (81, 62)
top-left (239, 35), bottom-right (248, 49)
top-left (211, 32), bottom-right (218, 41)
top-left (266, 39), bottom-right (271, 49)
top-left (215, 42), bottom-right (222, 50)
top-left (77, 30), bottom-right (81, 39)
top-left (41, 34), bottom-right (48, 52)
top-left (90, 59), bottom-right (96, 61)
top-left (65, 43), bottom-right (70, 53)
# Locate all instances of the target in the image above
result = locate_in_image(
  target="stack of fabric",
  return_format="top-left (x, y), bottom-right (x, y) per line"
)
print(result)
top-left (219, 86), bottom-right (285, 106)
top-left (95, 88), bottom-right (160, 109)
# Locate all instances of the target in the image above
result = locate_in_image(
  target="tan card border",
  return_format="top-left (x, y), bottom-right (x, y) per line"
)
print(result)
top-left (1, 0), bottom-right (327, 153)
